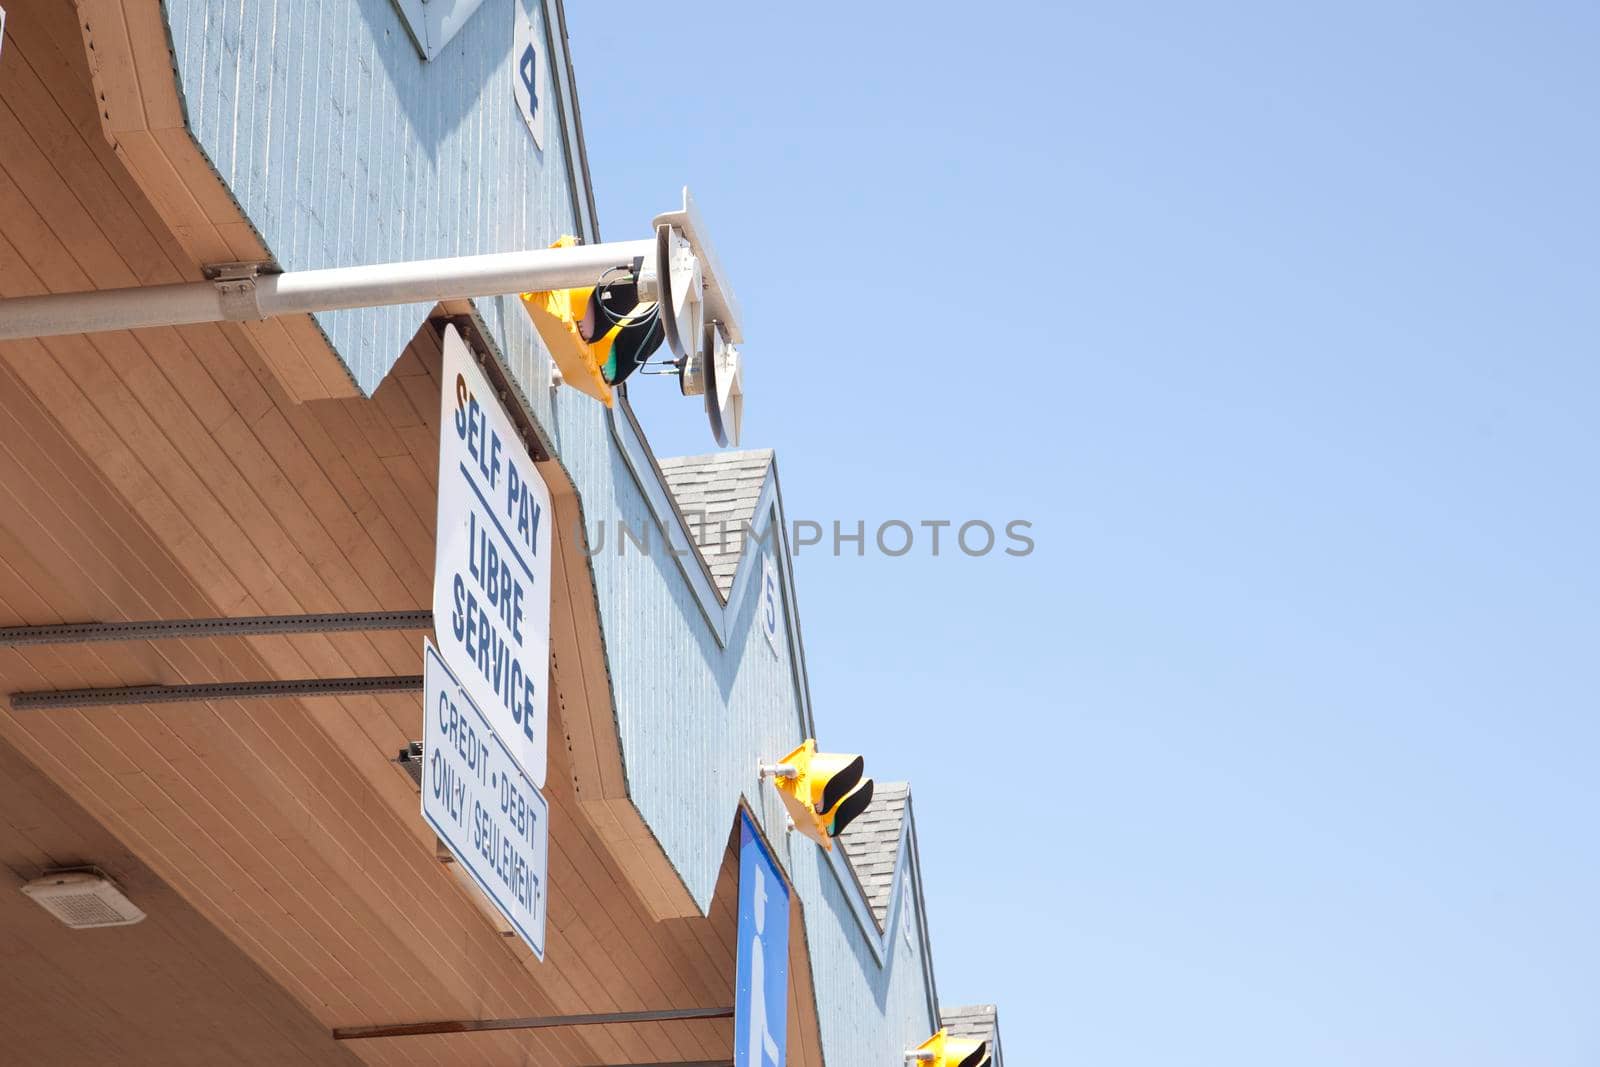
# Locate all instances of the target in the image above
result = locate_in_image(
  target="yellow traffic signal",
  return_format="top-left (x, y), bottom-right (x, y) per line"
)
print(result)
top-left (908, 1028), bottom-right (990, 1067)
top-left (521, 236), bottom-right (664, 407)
top-left (761, 739), bottom-right (874, 850)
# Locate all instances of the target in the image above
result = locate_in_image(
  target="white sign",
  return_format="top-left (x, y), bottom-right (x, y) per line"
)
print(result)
top-left (421, 640), bottom-right (549, 959)
top-left (759, 553), bottom-right (782, 657)
top-left (435, 325), bottom-right (552, 788)
top-left (512, 0), bottom-right (546, 149)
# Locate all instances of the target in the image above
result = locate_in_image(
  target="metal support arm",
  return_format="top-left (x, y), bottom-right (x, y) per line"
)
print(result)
top-left (0, 240), bottom-right (656, 341)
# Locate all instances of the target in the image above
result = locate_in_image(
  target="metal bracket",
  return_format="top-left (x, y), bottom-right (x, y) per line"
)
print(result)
top-left (201, 261), bottom-right (271, 282)
top-left (3, 612), bottom-right (435, 710)
top-left (395, 741), bottom-right (424, 787)
top-left (10, 675), bottom-right (423, 711)
top-left (332, 1005), bottom-right (735, 1041)
top-left (0, 610), bottom-right (433, 647)
top-left (215, 277), bottom-right (260, 321)
top-left (202, 261), bottom-right (272, 321)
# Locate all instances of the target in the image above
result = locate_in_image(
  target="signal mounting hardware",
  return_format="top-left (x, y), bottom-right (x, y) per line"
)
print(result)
top-left (907, 1028), bottom-right (992, 1067)
top-left (759, 739), bottom-right (875, 850)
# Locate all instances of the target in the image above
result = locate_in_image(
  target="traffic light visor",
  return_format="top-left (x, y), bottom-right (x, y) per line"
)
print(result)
top-left (812, 753), bottom-right (864, 816)
top-left (825, 777), bottom-right (874, 838)
top-left (955, 1040), bottom-right (990, 1067)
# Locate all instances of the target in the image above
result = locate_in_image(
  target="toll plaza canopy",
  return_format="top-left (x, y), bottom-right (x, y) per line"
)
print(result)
top-left (0, 2), bottom-right (1004, 1064)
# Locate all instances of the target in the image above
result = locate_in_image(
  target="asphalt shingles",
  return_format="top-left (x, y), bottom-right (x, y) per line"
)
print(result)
top-left (657, 449), bottom-right (774, 597)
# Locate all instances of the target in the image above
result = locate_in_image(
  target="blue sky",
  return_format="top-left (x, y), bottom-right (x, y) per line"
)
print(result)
top-left (566, 3), bottom-right (1598, 1063)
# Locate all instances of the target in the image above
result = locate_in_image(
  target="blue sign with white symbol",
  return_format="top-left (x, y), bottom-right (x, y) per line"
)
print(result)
top-left (734, 809), bottom-right (789, 1067)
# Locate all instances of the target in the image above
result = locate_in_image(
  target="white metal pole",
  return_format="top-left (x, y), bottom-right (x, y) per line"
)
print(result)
top-left (0, 239), bottom-right (656, 342)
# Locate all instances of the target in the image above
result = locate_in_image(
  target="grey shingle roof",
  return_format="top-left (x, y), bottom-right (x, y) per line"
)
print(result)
top-left (941, 1004), bottom-right (1002, 1061)
top-left (837, 781), bottom-right (909, 928)
top-left (656, 449), bottom-right (774, 597)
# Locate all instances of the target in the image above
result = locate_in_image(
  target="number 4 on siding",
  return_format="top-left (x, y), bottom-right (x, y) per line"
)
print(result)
top-left (760, 554), bottom-right (782, 658)
top-left (513, 1), bottom-right (545, 149)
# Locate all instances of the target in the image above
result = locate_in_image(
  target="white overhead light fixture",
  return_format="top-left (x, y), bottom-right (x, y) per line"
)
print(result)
top-left (21, 868), bottom-right (147, 929)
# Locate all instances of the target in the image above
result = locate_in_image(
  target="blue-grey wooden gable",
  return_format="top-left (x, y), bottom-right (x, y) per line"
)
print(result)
top-left (592, 446), bottom-right (944, 1064)
top-left (163, 0), bottom-right (575, 393)
top-left (162, 2), bottom-right (947, 1061)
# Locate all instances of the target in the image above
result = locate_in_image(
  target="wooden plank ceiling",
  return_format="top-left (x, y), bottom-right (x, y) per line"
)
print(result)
top-left (0, 3), bottom-right (831, 1064)
top-left (0, 735), bottom-right (361, 1066)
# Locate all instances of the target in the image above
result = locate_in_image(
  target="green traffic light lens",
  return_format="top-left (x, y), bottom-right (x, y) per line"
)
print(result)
top-left (827, 778), bottom-right (874, 837)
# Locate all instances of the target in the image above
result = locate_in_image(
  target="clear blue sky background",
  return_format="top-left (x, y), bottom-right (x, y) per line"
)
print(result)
top-left (566, 3), bottom-right (1598, 1063)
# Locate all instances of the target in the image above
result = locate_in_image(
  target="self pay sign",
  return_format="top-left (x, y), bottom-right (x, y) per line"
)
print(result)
top-left (435, 326), bottom-right (552, 789)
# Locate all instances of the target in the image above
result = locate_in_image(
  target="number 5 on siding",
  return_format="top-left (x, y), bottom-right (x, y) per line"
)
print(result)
top-left (760, 554), bottom-right (781, 657)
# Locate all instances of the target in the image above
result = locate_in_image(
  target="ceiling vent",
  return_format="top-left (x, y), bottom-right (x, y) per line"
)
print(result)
top-left (21, 868), bottom-right (146, 929)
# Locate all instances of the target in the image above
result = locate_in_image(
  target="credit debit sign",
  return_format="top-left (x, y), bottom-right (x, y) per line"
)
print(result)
top-left (434, 325), bottom-right (553, 788)
top-left (421, 639), bottom-right (549, 959)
